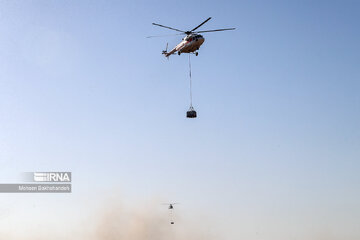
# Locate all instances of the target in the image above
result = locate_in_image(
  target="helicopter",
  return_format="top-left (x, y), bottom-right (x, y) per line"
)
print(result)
top-left (162, 203), bottom-right (179, 209)
top-left (162, 203), bottom-right (179, 224)
top-left (147, 17), bottom-right (235, 58)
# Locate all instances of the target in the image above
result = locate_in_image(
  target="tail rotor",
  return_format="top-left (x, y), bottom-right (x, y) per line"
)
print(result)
top-left (162, 43), bottom-right (170, 59)
top-left (162, 42), bottom-right (168, 55)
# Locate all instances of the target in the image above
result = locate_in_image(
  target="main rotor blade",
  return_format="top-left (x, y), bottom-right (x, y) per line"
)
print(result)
top-left (195, 28), bottom-right (236, 33)
top-left (191, 17), bottom-right (212, 32)
top-left (152, 23), bottom-right (185, 33)
top-left (146, 33), bottom-right (185, 38)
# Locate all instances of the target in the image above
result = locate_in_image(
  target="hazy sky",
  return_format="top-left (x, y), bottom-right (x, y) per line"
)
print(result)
top-left (0, 1), bottom-right (359, 239)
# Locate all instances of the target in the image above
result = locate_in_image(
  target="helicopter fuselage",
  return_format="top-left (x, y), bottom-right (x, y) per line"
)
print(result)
top-left (165, 34), bottom-right (204, 57)
top-left (151, 17), bottom-right (235, 58)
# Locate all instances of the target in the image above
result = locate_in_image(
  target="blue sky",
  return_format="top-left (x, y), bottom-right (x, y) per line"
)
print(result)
top-left (0, 1), bottom-right (359, 239)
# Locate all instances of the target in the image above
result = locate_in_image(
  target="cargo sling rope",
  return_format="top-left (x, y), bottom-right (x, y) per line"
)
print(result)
top-left (186, 54), bottom-right (197, 118)
top-left (189, 53), bottom-right (193, 108)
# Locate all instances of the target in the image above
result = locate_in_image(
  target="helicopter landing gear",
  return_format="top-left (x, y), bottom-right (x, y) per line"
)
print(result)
top-left (195, 52), bottom-right (198, 56)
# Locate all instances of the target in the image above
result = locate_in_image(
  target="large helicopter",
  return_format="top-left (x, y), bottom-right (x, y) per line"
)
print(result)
top-left (148, 17), bottom-right (235, 58)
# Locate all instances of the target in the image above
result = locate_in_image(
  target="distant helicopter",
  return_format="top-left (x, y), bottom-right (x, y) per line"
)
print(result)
top-left (147, 17), bottom-right (235, 58)
top-left (162, 203), bottom-right (179, 224)
top-left (163, 203), bottom-right (178, 209)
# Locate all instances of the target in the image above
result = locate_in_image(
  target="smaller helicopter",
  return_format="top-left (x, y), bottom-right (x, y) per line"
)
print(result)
top-left (162, 202), bottom-right (179, 210)
top-left (148, 17), bottom-right (235, 58)
top-left (162, 203), bottom-right (179, 224)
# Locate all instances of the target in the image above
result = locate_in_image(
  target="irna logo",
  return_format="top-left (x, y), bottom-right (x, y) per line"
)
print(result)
top-left (33, 172), bottom-right (71, 182)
